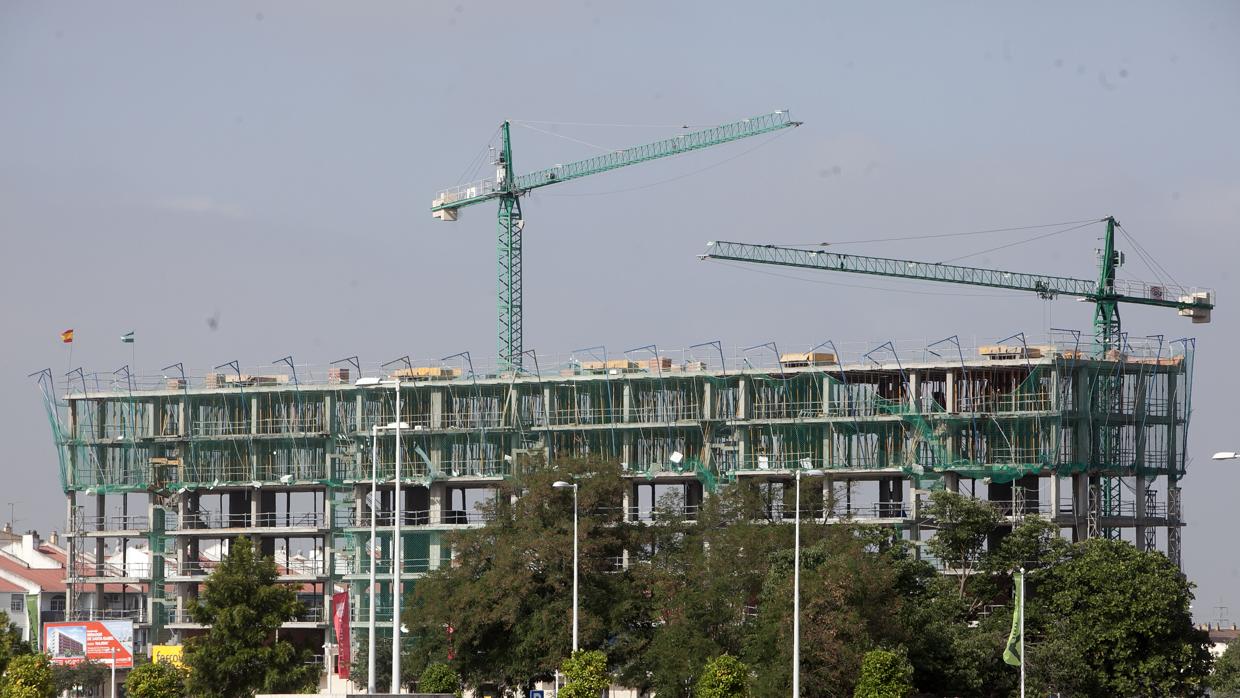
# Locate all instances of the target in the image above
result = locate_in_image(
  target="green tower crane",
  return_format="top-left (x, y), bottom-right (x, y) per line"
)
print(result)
top-left (701, 216), bottom-right (1214, 540)
top-left (432, 110), bottom-right (800, 371)
top-left (701, 217), bottom-right (1212, 351)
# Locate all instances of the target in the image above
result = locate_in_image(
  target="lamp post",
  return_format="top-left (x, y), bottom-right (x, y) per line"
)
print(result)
top-left (552, 480), bottom-right (579, 653)
top-left (390, 379), bottom-right (403, 694)
top-left (355, 376), bottom-right (405, 693)
top-left (792, 468), bottom-right (824, 698)
top-left (368, 424), bottom-right (378, 694)
top-left (1212, 452), bottom-right (1239, 460)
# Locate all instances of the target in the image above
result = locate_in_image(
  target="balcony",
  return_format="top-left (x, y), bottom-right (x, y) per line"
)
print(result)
top-left (73, 561), bottom-right (152, 580)
top-left (66, 608), bottom-right (147, 623)
top-left (335, 508), bottom-right (493, 528)
top-left (72, 514), bottom-right (150, 534)
top-left (166, 511), bottom-right (326, 531)
top-left (172, 558), bottom-right (326, 579)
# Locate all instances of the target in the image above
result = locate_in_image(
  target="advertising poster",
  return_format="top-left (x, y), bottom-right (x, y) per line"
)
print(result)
top-left (332, 591), bottom-right (350, 679)
top-left (151, 644), bottom-right (184, 668)
top-left (43, 620), bottom-right (134, 668)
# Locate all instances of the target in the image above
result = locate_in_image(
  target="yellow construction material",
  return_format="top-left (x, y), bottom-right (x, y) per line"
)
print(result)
top-left (389, 366), bottom-right (462, 380)
top-left (779, 352), bottom-right (836, 367)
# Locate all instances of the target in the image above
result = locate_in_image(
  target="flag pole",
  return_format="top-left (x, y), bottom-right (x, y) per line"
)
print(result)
top-left (1019, 566), bottom-right (1025, 698)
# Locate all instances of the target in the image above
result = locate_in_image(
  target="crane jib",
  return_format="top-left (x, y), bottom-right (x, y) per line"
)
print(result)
top-left (702, 240), bottom-right (1214, 313)
top-left (431, 111), bottom-right (799, 215)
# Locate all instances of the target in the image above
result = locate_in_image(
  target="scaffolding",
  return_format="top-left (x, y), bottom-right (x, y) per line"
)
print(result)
top-left (35, 332), bottom-right (1195, 673)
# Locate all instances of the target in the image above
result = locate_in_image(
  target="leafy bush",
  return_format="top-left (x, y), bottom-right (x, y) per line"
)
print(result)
top-left (695, 654), bottom-right (749, 698)
top-left (854, 648), bottom-right (914, 698)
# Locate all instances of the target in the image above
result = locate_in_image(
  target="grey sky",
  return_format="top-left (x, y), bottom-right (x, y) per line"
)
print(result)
top-left (2, 2), bottom-right (1237, 620)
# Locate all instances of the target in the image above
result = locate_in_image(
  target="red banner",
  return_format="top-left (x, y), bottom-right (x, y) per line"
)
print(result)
top-left (333, 591), bottom-right (350, 678)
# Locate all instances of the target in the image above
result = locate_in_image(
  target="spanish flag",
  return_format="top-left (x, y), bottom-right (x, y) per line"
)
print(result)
top-left (60, 329), bottom-right (74, 344)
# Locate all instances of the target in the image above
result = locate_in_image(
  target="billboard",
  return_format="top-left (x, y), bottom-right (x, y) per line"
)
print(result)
top-left (151, 644), bottom-right (184, 668)
top-left (43, 621), bottom-right (134, 668)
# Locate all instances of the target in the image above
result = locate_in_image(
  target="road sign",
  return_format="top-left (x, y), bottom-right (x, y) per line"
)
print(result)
top-left (530, 691), bottom-right (544, 698)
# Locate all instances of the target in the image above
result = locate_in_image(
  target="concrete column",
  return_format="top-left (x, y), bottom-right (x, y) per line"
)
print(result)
top-left (66, 492), bottom-right (77, 616)
top-left (622, 383), bottom-right (632, 423)
top-left (428, 531), bottom-right (442, 571)
top-left (1166, 367), bottom-right (1180, 566)
top-left (909, 483), bottom-right (922, 557)
top-left (1049, 475), bottom-right (1061, 523)
top-left (428, 482), bottom-right (444, 525)
top-left (703, 382), bottom-right (713, 420)
top-left (737, 379), bottom-right (749, 420)
top-left (542, 386), bottom-right (552, 426)
top-left (430, 390), bottom-right (443, 429)
top-left (945, 371), bottom-right (957, 414)
top-left (943, 472), bottom-right (960, 493)
top-left (1135, 473), bottom-right (1148, 551)
top-left (1072, 473), bottom-right (1090, 542)
top-left (323, 488), bottom-right (335, 615)
top-left (908, 371), bottom-right (920, 413)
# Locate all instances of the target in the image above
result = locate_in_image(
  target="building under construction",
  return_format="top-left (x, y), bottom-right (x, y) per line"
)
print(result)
top-left (35, 331), bottom-right (1196, 676)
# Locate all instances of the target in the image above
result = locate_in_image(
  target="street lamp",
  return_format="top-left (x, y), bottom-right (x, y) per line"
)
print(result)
top-left (367, 418), bottom-right (409, 694)
top-left (1212, 452), bottom-right (1239, 460)
top-left (368, 423), bottom-right (378, 694)
top-left (357, 376), bottom-right (405, 693)
top-left (793, 467), bottom-right (824, 698)
top-left (553, 480), bottom-right (579, 653)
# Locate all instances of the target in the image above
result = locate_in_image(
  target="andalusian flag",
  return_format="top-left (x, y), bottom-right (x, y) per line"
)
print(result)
top-left (1003, 570), bottom-right (1024, 667)
top-left (121, 331), bottom-right (135, 344)
top-left (60, 329), bottom-right (74, 344)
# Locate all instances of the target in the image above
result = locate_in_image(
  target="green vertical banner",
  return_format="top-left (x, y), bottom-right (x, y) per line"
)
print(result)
top-left (26, 594), bottom-right (40, 650)
top-left (1003, 571), bottom-right (1023, 667)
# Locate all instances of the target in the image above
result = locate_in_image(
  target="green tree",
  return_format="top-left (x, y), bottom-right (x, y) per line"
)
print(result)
top-left (0, 613), bottom-right (31, 678)
top-left (347, 635), bottom-right (417, 693)
top-left (923, 490), bottom-right (999, 599)
top-left (695, 654), bottom-right (749, 698)
top-left (745, 529), bottom-right (907, 698)
top-left (853, 648), bottom-right (914, 698)
top-left (1, 654), bottom-right (54, 698)
top-left (124, 661), bottom-right (188, 698)
top-left (404, 458), bottom-right (640, 693)
top-left (558, 650), bottom-right (609, 698)
top-left (51, 660), bottom-right (108, 696)
top-left (182, 536), bottom-right (319, 697)
top-left (1213, 640), bottom-right (1240, 697)
top-left (1026, 539), bottom-right (1212, 697)
top-left (418, 662), bottom-right (459, 694)
top-left (620, 482), bottom-right (785, 697)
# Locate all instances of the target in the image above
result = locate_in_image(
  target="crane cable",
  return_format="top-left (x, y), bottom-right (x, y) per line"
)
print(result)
top-left (937, 219), bottom-right (1101, 264)
top-left (535, 128), bottom-right (797, 199)
top-left (705, 259), bottom-right (1028, 299)
top-left (769, 218), bottom-right (1103, 248)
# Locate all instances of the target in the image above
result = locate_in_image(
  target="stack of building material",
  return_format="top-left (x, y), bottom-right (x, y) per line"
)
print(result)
top-left (327, 367), bottom-right (350, 384)
top-left (637, 357), bottom-right (672, 372)
top-left (202, 373), bottom-right (290, 388)
top-left (779, 352), bottom-right (836, 368)
top-left (980, 345), bottom-right (1044, 360)
top-left (389, 366), bottom-right (462, 381)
